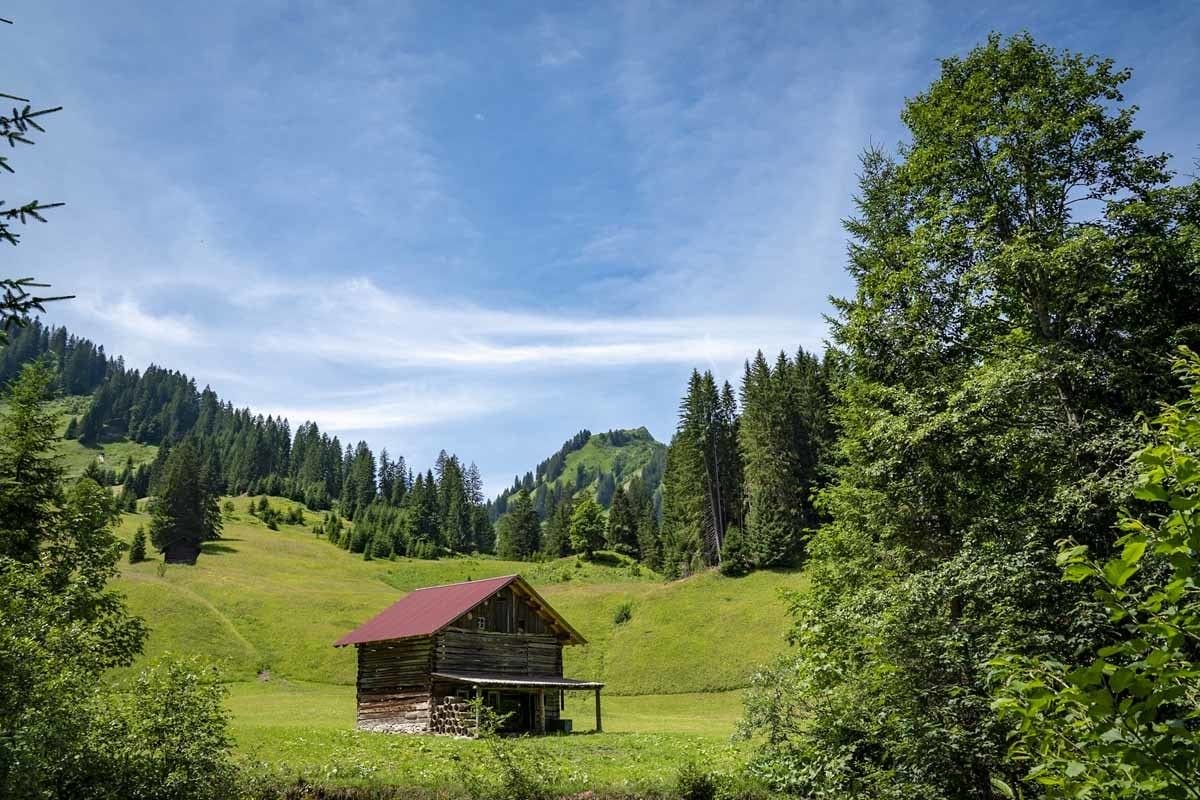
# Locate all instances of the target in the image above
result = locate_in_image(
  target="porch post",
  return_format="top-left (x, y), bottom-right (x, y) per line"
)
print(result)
top-left (536, 688), bottom-right (546, 733)
top-left (473, 684), bottom-right (481, 737)
top-left (594, 687), bottom-right (602, 733)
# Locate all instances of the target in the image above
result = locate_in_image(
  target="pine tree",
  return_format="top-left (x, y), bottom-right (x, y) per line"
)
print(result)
top-left (495, 489), bottom-right (539, 560)
top-left (606, 486), bottom-right (639, 557)
top-left (128, 525), bottom-right (146, 563)
top-left (148, 439), bottom-right (222, 564)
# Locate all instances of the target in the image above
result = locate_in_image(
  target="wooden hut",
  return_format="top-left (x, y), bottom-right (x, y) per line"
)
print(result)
top-left (334, 574), bottom-right (602, 735)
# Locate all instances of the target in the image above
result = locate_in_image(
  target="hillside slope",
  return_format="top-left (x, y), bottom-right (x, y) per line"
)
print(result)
top-left (492, 427), bottom-right (667, 517)
top-left (112, 495), bottom-right (799, 695)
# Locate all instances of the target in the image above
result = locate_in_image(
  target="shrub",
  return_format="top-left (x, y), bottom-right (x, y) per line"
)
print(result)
top-left (86, 657), bottom-right (240, 800)
top-left (674, 761), bottom-right (718, 800)
top-left (612, 600), bottom-right (633, 625)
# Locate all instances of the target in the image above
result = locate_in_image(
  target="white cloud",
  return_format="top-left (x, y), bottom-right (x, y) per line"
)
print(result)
top-left (262, 381), bottom-right (522, 430)
top-left (76, 297), bottom-right (198, 346)
top-left (251, 278), bottom-right (825, 370)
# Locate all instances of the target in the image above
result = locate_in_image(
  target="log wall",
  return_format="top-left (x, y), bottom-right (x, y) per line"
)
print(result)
top-left (355, 637), bottom-right (433, 732)
top-left (434, 629), bottom-right (563, 676)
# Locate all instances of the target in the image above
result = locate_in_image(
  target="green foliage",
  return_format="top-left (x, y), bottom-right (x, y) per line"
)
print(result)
top-left (660, 372), bottom-right (741, 575)
top-left (991, 347), bottom-right (1200, 800)
top-left (606, 485), bottom-right (640, 556)
top-left (0, 361), bottom-right (63, 561)
top-left (128, 524), bottom-right (146, 563)
top-left (86, 658), bottom-right (239, 800)
top-left (569, 494), bottom-right (606, 558)
top-left (612, 599), bottom-right (634, 625)
top-left (149, 439), bottom-right (222, 562)
top-left (457, 698), bottom-right (559, 800)
top-left (718, 525), bottom-right (752, 577)
top-left (495, 489), bottom-right (540, 560)
top-left (742, 33), bottom-right (1200, 800)
top-left (674, 760), bottom-right (718, 800)
top-left (739, 349), bottom-right (832, 567)
top-left (0, 348), bottom-right (241, 800)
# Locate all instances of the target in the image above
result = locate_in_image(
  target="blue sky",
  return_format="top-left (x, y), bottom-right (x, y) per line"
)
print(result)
top-left (7, 1), bottom-right (1199, 494)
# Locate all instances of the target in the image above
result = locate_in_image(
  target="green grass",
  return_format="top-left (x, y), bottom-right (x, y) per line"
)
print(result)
top-left (110, 494), bottom-right (800, 791)
top-left (113, 496), bottom-right (801, 692)
top-left (228, 681), bottom-right (748, 793)
top-left (38, 394), bottom-right (161, 477)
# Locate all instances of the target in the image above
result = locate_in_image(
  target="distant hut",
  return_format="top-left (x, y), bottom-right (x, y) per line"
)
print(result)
top-left (334, 574), bottom-right (602, 735)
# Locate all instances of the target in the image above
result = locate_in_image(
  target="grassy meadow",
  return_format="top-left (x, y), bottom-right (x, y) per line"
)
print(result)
top-left (107, 495), bottom-right (802, 791)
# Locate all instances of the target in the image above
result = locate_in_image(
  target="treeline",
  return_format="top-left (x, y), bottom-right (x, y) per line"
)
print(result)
top-left (656, 351), bottom-right (834, 578)
top-left (316, 450), bottom-right (493, 560)
top-left (0, 319), bottom-right (496, 561)
top-left (0, 318), bottom-right (111, 395)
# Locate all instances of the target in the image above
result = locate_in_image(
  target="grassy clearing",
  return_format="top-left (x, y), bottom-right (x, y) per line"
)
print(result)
top-left (228, 681), bottom-right (747, 793)
top-left (40, 395), bottom-right (160, 477)
top-left (109, 495), bottom-right (797, 791)
top-left (113, 496), bottom-right (800, 693)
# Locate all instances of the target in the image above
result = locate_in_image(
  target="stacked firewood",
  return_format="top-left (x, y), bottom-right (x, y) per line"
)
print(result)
top-left (430, 696), bottom-right (476, 737)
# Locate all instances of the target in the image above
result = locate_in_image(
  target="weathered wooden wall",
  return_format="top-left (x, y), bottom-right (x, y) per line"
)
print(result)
top-left (450, 585), bottom-right (554, 635)
top-left (355, 637), bottom-right (432, 732)
top-left (435, 629), bottom-right (562, 676)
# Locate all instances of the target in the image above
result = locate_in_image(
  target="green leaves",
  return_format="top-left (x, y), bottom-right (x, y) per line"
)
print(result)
top-left (992, 347), bottom-right (1200, 800)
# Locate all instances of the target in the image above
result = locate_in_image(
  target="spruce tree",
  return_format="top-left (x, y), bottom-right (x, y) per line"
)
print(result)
top-left (541, 497), bottom-right (573, 559)
top-left (128, 525), bottom-right (146, 563)
top-left (148, 439), bottom-right (222, 563)
top-left (495, 489), bottom-right (539, 560)
top-left (0, 361), bottom-right (63, 562)
top-left (605, 486), bottom-right (639, 557)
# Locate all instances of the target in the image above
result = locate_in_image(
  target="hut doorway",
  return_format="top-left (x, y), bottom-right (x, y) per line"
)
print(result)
top-left (485, 690), bottom-right (533, 733)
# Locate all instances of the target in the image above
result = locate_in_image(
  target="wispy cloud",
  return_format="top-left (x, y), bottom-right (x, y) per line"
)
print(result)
top-left (251, 278), bottom-right (825, 370)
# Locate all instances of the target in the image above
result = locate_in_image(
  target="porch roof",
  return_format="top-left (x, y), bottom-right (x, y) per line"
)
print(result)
top-left (431, 671), bottom-right (604, 690)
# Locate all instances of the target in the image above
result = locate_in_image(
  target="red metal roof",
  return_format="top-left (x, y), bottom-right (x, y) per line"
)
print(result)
top-left (334, 575), bottom-right (529, 647)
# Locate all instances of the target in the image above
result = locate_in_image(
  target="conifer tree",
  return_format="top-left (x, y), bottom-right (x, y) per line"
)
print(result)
top-left (148, 439), bottom-right (221, 563)
top-left (0, 361), bottom-right (63, 562)
top-left (495, 489), bottom-right (539, 560)
top-left (128, 525), bottom-right (146, 563)
top-left (605, 486), bottom-right (639, 557)
top-left (541, 497), bottom-right (573, 559)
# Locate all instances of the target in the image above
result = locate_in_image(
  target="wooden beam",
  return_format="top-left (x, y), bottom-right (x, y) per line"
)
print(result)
top-left (594, 687), bottom-right (602, 733)
top-left (537, 688), bottom-right (546, 734)
top-left (474, 684), bottom-right (481, 737)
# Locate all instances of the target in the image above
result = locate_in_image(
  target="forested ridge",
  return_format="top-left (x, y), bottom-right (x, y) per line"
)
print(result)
top-left (0, 318), bottom-right (498, 559)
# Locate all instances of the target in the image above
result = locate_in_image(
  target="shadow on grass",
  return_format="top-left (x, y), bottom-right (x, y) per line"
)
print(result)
top-left (202, 542), bottom-right (239, 555)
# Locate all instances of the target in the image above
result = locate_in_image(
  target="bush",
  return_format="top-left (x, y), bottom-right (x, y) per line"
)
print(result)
top-left (612, 600), bottom-right (633, 625)
top-left (674, 761), bottom-right (718, 800)
top-left (86, 657), bottom-right (240, 800)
